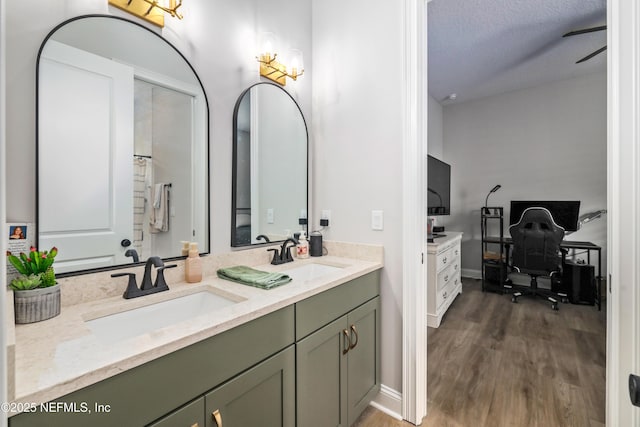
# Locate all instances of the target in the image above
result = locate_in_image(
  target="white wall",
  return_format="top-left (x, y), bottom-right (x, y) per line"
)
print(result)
top-left (4, 0), bottom-right (312, 255)
top-left (443, 72), bottom-right (607, 274)
top-left (427, 93), bottom-right (443, 158)
top-left (312, 0), bottom-right (404, 393)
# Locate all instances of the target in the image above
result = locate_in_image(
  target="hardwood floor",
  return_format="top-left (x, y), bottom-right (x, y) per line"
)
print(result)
top-left (353, 278), bottom-right (606, 427)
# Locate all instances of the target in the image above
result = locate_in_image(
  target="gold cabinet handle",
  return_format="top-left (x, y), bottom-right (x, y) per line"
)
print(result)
top-left (349, 324), bottom-right (359, 350)
top-left (212, 409), bottom-right (222, 426)
top-left (342, 329), bottom-right (351, 354)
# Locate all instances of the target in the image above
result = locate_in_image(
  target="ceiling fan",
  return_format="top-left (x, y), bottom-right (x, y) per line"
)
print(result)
top-left (562, 25), bottom-right (607, 64)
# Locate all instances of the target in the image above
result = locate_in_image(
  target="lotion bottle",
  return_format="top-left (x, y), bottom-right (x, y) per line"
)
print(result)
top-left (185, 242), bottom-right (203, 283)
top-left (297, 231), bottom-right (309, 259)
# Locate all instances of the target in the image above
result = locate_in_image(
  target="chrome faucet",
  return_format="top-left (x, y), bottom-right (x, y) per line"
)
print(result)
top-left (112, 256), bottom-right (176, 299)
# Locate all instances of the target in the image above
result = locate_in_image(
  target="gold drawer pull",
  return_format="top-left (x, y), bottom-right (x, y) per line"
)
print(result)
top-left (212, 409), bottom-right (222, 426)
top-left (349, 324), bottom-right (359, 350)
top-left (342, 329), bottom-right (351, 354)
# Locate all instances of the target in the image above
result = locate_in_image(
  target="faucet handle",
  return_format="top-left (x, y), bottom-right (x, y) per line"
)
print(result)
top-left (112, 272), bottom-right (140, 299)
top-left (267, 248), bottom-right (282, 265)
top-left (154, 264), bottom-right (177, 290)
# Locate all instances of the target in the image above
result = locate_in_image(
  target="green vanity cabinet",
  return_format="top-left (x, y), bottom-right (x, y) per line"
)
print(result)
top-left (296, 271), bottom-right (381, 427)
top-left (9, 306), bottom-right (294, 427)
top-left (9, 270), bottom-right (381, 427)
top-left (204, 345), bottom-right (295, 427)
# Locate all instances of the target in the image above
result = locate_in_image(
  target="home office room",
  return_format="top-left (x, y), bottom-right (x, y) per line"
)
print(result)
top-left (424, 0), bottom-right (607, 425)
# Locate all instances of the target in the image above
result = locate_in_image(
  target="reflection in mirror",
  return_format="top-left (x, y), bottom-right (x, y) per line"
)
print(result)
top-left (37, 16), bottom-right (209, 274)
top-left (232, 83), bottom-right (308, 247)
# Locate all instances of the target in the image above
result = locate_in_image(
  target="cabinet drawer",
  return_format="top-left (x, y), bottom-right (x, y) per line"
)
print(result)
top-left (296, 270), bottom-right (380, 341)
top-left (148, 397), bottom-right (204, 427)
top-left (436, 247), bottom-right (453, 272)
top-left (437, 264), bottom-right (454, 290)
top-left (437, 273), bottom-right (460, 309)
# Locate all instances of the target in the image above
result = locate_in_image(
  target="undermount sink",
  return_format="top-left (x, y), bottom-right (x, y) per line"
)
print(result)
top-left (85, 291), bottom-right (242, 344)
top-left (281, 262), bottom-right (345, 282)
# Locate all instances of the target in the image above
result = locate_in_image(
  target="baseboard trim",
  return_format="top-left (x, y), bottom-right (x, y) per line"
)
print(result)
top-left (370, 384), bottom-right (403, 420)
top-left (462, 268), bottom-right (482, 279)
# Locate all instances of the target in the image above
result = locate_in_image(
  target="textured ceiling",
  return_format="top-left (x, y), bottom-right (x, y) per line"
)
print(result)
top-left (428, 0), bottom-right (607, 104)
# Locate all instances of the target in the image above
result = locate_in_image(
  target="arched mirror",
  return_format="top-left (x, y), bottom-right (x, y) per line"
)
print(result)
top-left (37, 15), bottom-right (209, 274)
top-left (231, 83), bottom-right (308, 247)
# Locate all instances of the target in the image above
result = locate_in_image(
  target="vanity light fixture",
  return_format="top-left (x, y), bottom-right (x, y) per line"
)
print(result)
top-left (256, 33), bottom-right (304, 86)
top-left (108, 0), bottom-right (183, 27)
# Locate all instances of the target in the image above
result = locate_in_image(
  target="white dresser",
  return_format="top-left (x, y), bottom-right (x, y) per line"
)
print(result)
top-left (427, 232), bottom-right (463, 328)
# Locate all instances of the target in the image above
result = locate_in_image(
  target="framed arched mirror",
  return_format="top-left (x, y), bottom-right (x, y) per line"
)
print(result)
top-left (36, 15), bottom-right (209, 275)
top-left (231, 83), bottom-right (308, 247)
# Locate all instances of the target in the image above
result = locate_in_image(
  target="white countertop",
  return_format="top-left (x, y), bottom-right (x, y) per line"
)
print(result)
top-left (9, 251), bottom-right (382, 410)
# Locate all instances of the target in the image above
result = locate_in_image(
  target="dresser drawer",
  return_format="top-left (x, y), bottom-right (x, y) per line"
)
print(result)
top-left (436, 247), bottom-right (453, 271)
top-left (437, 273), bottom-right (461, 309)
top-left (437, 264), bottom-right (455, 290)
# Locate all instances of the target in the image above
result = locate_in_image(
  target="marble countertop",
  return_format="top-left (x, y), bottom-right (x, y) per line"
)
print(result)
top-left (8, 247), bottom-right (383, 410)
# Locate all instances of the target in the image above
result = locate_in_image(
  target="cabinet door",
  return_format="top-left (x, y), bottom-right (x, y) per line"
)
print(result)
top-left (148, 397), bottom-right (205, 427)
top-left (205, 345), bottom-right (295, 427)
top-left (297, 315), bottom-right (349, 427)
top-left (347, 297), bottom-right (381, 426)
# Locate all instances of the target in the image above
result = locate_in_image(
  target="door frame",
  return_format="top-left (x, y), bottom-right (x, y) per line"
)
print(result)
top-left (606, 0), bottom-right (639, 425)
top-left (402, 0), bottom-right (428, 423)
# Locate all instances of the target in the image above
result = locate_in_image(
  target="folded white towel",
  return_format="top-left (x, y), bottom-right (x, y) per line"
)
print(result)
top-left (150, 183), bottom-right (170, 233)
top-left (153, 183), bottom-right (163, 209)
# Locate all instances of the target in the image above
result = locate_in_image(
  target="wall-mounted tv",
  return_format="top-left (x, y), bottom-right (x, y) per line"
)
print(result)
top-left (427, 155), bottom-right (451, 216)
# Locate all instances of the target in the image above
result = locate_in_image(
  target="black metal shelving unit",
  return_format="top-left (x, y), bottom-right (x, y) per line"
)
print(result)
top-left (481, 206), bottom-right (507, 293)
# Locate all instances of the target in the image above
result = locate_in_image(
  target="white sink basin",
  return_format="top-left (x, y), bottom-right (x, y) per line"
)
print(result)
top-left (86, 291), bottom-right (242, 344)
top-left (281, 263), bottom-right (345, 282)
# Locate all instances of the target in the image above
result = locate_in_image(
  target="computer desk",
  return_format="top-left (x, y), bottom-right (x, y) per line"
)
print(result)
top-left (484, 236), bottom-right (602, 311)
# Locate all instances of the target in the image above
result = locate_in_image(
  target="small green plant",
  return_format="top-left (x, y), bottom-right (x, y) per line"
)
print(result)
top-left (6, 246), bottom-right (58, 290)
top-left (9, 274), bottom-right (43, 291)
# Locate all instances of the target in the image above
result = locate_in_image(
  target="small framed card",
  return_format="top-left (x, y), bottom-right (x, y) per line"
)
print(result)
top-left (7, 222), bottom-right (34, 281)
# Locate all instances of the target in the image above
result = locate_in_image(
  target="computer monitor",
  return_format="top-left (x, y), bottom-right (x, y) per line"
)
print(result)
top-left (509, 201), bottom-right (581, 232)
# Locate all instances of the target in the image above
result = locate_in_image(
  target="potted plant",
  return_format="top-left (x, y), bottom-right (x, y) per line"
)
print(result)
top-left (6, 246), bottom-right (60, 324)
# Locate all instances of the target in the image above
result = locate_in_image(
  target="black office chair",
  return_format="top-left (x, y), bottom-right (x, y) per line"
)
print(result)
top-left (509, 207), bottom-right (565, 310)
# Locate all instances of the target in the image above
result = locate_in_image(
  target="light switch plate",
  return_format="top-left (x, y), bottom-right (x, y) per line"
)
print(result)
top-left (267, 208), bottom-right (274, 224)
top-left (371, 210), bottom-right (384, 230)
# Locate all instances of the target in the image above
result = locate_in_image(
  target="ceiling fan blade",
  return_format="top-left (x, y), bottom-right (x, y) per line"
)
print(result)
top-left (563, 25), bottom-right (607, 38)
top-left (576, 45), bottom-right (607, 64)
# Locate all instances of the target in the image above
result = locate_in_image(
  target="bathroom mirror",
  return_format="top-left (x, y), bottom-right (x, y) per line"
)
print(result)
top-left (37, 15), bottom-right (209, 274)
top-left (231, 83), bottom-right (308, 247)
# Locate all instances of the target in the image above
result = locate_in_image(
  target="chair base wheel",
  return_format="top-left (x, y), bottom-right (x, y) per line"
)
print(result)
top-left (551, 303), bottom-right (559, 311)
top-left (511, 296), bottom-right (518, 303)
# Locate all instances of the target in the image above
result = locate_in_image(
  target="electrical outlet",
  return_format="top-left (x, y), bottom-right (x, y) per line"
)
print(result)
top-left (321, 210), bottom-right (331, 227)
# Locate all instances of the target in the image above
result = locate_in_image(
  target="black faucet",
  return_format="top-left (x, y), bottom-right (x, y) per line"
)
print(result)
top-left (268, 238), bottom-right (298, 265)
top-left (125, 249), bottom-right (139, 263)
top-left (256, 234), bottom-right (271, 243)
top-left (112, 256), bottom-right (177, 299)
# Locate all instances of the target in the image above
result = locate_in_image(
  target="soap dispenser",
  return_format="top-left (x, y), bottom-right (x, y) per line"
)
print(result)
top-left (297, 231), bottom-right (309, 259)
top-left (185, 242), bottom-right (203, 283)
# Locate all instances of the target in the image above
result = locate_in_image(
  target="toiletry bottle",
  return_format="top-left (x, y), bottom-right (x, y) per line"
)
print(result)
top-left (185, 242), bottom-right (203, 283)
top-left (297, 231), bottom-right (309, 259)
top-left (181, 241), bottom-right (190, 257)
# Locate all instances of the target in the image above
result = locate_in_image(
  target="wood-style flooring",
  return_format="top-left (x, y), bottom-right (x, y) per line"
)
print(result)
top-left (353, 278), bottom-right (606, 427)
